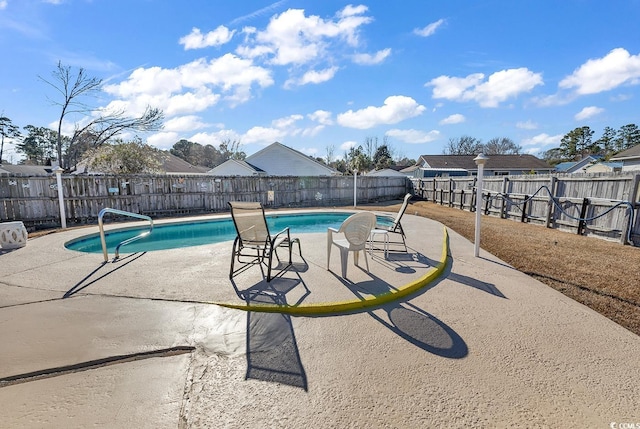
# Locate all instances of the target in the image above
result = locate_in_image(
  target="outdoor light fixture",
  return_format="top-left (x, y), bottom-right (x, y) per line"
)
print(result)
top-left (473, 153), bottom-right (488, 257)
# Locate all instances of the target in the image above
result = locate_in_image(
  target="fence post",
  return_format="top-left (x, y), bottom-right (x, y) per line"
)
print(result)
top-left (431, 178), bottom-right (436, 202)
top-left (484, 192), bottom-right (491, 215)
top-left (500, 177), bottom-right (509, 218)
top-left (577, 198), bottom-right (590, 235)
top-left (546, 176), bottom-right (557, 229)
top-left (521, 196), bottom-right (529, 223)
top-left (470, 177), bottom-right (477, 212)
top-left (448, 178), bottom-right (453, 207)
top-left (621, 173), bottom-right (640, 244)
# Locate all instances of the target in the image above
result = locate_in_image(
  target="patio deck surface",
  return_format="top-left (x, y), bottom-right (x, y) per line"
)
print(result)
top-left (1, 208), bottom-right (639, 428)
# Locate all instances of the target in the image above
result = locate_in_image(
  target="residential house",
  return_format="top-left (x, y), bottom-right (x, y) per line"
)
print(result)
top-left (0, 164), bottom-right (55, 175)
top-left (609, 145), bottom-right (640, 172)
top-left (411, 154), bottom-right (554, 178)
top-left (208, 142), bottom-right (338, 176)
top-left (367, 165), bottom-right (412, 177)
top-left (554, 155), bottom-right (602, 174)
top-left (160, 153), bottom-right (210, 175)
top-left (583, 161), bottom-right (623, 174)
top-left (206, 159), bottom-right (266, 176)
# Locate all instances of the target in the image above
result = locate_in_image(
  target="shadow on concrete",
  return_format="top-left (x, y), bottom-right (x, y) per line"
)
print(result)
top-left (63, 252), bottom-right (146, 298)
top-left (245, 296), bottom-right (308, 391)
top-left (232, 269), bottom-right (310, 390)
top-left (370, 302), bottom-right (468, 359)
top-left (335, 267), bottom-right (468, 359)
top-left (443, 263), bottom-right (507, 299)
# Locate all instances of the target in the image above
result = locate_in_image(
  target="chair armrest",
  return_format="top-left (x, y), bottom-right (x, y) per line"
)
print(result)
top-left (271, 227), bottom-right (291, 246)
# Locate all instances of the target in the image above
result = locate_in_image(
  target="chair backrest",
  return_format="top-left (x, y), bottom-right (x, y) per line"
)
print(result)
top-left (229, 201), bottom-right (270, 245)
top-left (391, 193), bottom-right (412, 231)
top-left (338, 212), bottom-right (377, 246)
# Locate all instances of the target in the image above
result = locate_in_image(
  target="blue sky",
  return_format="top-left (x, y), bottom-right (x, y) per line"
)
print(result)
top-left (1, 0), bottom-right (640, 164)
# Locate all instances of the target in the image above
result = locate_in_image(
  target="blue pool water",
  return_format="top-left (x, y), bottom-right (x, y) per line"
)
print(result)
top-left (65, 212), bottom-right (393, 254)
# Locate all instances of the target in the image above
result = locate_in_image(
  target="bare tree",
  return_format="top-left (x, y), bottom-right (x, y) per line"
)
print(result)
top-left (484, 137), bottom-right (522, 155)
top-left (443, 136), bottom-right (483, 155)
top-left (40, 61), bottom-right (164, 170)
top-left (325, 144), bottom-right (335, 165)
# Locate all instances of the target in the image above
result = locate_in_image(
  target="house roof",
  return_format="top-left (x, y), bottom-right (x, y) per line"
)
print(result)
top-left (367, 168), bottom-right (407, 177)
top-left (554, 161), bottom-right (576, 172)
top-left (207, 159), bottom-right (266, 175)
top-left (610, 145), bottom-right (640, 161)
top-left (399, 165), bottom-right (419, 174)
top-left (417, 154), bottom-right (553, 171)
top-left (161, 153), bottom-right (210, 174)
top-left (553, 155), bottom-right (601, 173)
top-left (245, 142), bottom-right (338, 176)
top-left (0, 164), bottom-right (55, 175)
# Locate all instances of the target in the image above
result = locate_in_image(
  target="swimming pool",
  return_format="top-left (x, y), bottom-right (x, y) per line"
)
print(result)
top-left (65, 211), bottom-right (393, 254)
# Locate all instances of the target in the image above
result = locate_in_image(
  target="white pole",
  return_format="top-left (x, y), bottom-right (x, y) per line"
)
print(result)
top-left (54, 167), bottom-right (67, 229)
top-left (473, 154), bottom-right (488, 257)
top-left (353, 169), bottom-right (358, 208)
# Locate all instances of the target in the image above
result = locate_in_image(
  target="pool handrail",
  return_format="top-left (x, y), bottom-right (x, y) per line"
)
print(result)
top-left (98, 208), bottom-right (154, 262)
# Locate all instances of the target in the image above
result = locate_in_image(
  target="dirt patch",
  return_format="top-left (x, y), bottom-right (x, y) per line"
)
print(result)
top-left (362, 199), bottom-right (640, 337)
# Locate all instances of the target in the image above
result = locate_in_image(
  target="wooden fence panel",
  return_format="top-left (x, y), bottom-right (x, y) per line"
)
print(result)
top-left (410, 173), bottom-right (640, 246)
top-left (1, 174), bottom-right (411, 229)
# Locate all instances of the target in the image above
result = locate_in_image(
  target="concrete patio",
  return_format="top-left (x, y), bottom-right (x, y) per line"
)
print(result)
top-left (1, 209), bottom-right (639, 428)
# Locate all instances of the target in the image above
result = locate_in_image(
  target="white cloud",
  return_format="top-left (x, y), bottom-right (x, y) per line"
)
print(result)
top-left (574, 106), bottom-right (604, 121)
top-left (229, 0), bottom-right (288, 26)
top-left (516, 120), bottom-right (538, 130)
top-left (189, 129), bottom-right (242, 146)
top-left (340, 140), bottom-right (358, 151)
top-left (413, 19), bottom-right (445, 37)
top-left (439, 113), bottom-right (465, 125)
top-left (336, 95), bottom-right (426, 129)
top-left (308, 110), bottom-right (333, 125)
top-left (163, 115), bottom-right (209, 132)
top-left (272, 114), bottom-right (303, 129)
top-left (147, 132), bottom-right (180, 150)
top-left (102, 54), bottom-right (273, 118)
top-left (285, 66), bottom-right (338, 88)
top-left (240, 114), bottom-right (307, 144)
top-left (238, 5), bottom-right (373, 66)
top-left (300, 147), bottom-right (318, 156)
top-left (352, 48), bottom-right (391, 65)
top-left (0, 1), bottom-right (7, 10)
top-left (385, 129), bottom-right (440, 144)
top-left (179, 26), bottom-right (235, 50)
top-left (242, 126), bottom-right (288, 144)
top-left (559, 48), bottom-right (640, 95)
top-left (427, 68), bottom-right (543, 107)
top-left (301, 125), bottom-right (325, 137)
top-left (521, 133), bottom-right (563, 147)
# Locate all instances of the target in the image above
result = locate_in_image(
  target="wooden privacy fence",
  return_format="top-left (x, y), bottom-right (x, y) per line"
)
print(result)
top-left (0, 174), bottom-right (411, 229)
top-left (412, 174), bottom-right (640, 246)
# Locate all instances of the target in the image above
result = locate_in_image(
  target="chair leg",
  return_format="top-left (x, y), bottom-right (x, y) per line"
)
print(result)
top-left (339, 247), bottom-right (349, 278)
top-left (363, 249), bottom-right (370, 273)
top-left (229, 237), bottom-right (239, 279)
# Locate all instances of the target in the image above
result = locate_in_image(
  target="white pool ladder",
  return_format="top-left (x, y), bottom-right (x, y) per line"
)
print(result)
top-left (98, 208), bottom-right (154, 262)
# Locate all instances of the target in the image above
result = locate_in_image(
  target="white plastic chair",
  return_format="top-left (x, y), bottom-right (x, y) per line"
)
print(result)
top-left (327, 212), bottom-right (377, 278)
